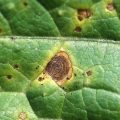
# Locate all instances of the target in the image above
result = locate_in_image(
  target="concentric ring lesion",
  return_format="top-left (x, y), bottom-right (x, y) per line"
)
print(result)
top-left (45, 51), bottom-right (73, 85)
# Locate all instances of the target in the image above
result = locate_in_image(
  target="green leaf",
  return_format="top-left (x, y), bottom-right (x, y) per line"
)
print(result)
top-left (0, 37), bottom-right (120, 119)
top-left (0, 92), bottom-right (38, 120)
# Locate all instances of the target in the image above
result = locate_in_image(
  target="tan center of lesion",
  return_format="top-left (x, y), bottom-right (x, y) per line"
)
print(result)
top-left (0, 28), bottom-right (2, 33)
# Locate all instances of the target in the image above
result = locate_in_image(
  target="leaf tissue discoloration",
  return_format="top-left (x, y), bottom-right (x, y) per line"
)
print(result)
top-left (86, 70), bottom-right (92, 76)
top-left (107, 3), bottom-right (114, 11)
top-left (45, 51), bottom-right (72, 84)
top-left (77, 9), bottom-right (92, 21)
top-left (13, 64), bottom-right (19, 69)
top-left (6, 75), bottom-right (12, 80)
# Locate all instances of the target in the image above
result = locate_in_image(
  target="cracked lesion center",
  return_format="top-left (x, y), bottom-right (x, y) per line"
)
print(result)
top-left (45, 51), bottom-right (72, 83)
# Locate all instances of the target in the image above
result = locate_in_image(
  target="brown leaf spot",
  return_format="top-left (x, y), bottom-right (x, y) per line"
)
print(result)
top-left (13, 64), bottom-right (19, 69)
top-left (77, 9), bottom-right (91, 21)
top-left (86, 70), bottom-right (92, 76)
top-left (38, 77), bottom-right (44, 81)
top-left (45, 51), bottom-right (72, 82)
top-left (107, 3), bottom-right (114, 11)
top-left (66, 77), bottom-right (70, 80)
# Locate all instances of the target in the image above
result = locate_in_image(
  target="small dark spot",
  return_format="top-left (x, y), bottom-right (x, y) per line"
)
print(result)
top-left (35, 65), bottom-right (39, 70)
top-left (6, 75), bottom-right (12, 79)
top-left (86, 70), bottom-right (92, 76)
top-left (107, 3), bottom-right (114, 11)
top-left (38, 77), bottom-right (44, 81)
top-left (66, 77), bottom-right (70, 80)
top-left (62, 87), bottom-right (67, 90)
top-left (23, 1), bottom-right (28, 6)
top-left (62, 87), bottom-right (65, 89)
top-left (77, 9), bottom-right (91, 21)
top-left (74, 73), bottom-right (77, 77)
top-left (13, 64), bottom-right (19, 69)
top-left (74, 27), bottom-right (81, 32)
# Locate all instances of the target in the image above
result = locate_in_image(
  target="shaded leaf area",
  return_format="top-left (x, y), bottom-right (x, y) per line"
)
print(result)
top-left (0, 0), bottom-right (60, 36)
top-left (1, 37), bottom-right (120, 120)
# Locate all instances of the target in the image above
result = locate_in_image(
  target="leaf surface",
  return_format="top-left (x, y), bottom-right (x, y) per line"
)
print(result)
top-left (0, 37), bottom-right (120, 120)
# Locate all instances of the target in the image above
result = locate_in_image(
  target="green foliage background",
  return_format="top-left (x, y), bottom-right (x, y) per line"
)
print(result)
top-left (0, 0), bottom-right (120, 120)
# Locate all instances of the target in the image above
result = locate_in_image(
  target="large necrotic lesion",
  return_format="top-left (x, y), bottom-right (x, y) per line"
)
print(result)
top-left (45, 51), bottom-right (72, 82)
